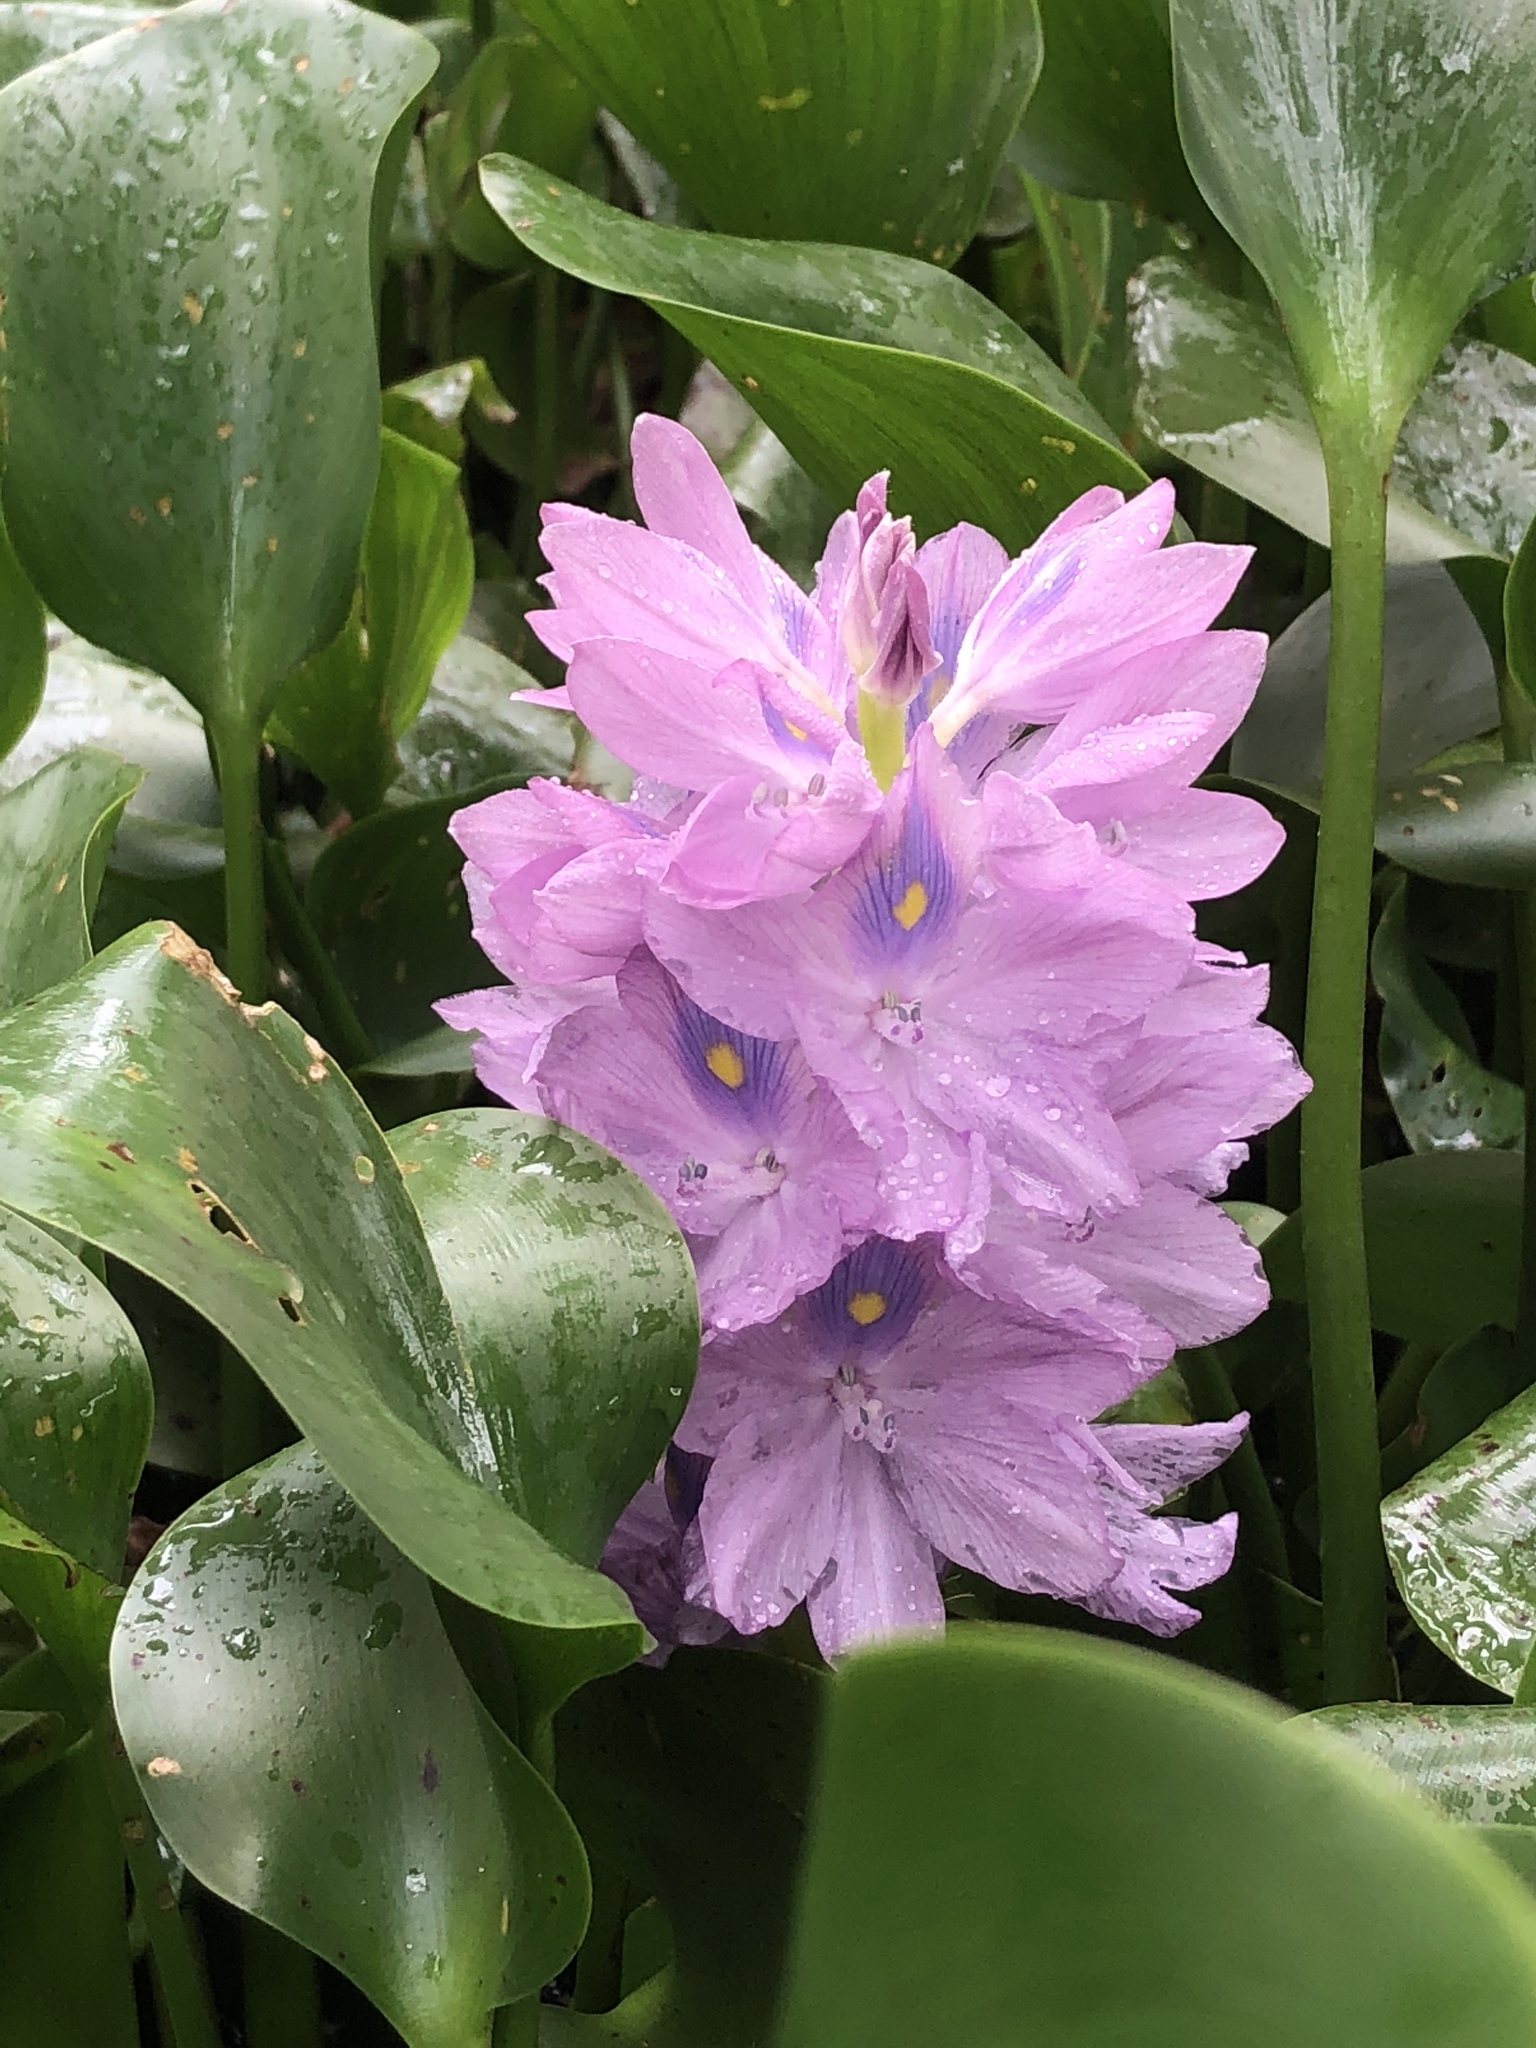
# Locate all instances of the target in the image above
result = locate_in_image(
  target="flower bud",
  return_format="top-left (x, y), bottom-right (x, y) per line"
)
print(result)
top-left (840, 475), bottom-right (939, 707)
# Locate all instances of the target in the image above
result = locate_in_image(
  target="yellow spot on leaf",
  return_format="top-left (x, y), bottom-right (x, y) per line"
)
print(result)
top-left (743, 374), bottom-right (760, 391)
top-left (178, 1147), bottom-right (198, 1173)
top-left (34, 1415), bottom-right (54, 1438)
top-left (266, 536), bottom-right (280, 554)
top-left (156, 496), bottom-right (172, 518)
top-left (26, 1316), bottom-right (48, 1334)
top-left (121, 1064), bottom-right (147, 1082)
top-left (893, 881), bottom-right (928, 930)
top-left (292, 338), bottom-right (307, 358)
top-left (353, 1154), bottom-right (376, 1185)
top-left (128, 505), bottom-right (147, 526)
top-left (293, 54), bottom-right (309, 72)
top-left (1041, 435), bottom-right (1077, 454)
top-left (147, 1757), bottom-right (183, 1778)
top-left (705, 1041), bottom-right (747, 1089)
top-left (182, 292), bottom-right (204, 324)
top-left (848, 1291), bottom-right (886, 1326)
top-left (216, 422), bottom-right (234, 441)
top-left (70, 1424), bottom-right (83, 1442)
top-left (758, 86), bottom-right (812, 112)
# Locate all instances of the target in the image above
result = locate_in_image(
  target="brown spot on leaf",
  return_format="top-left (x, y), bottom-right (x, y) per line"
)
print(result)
top-left (160, 925), bottom-right (240, 1002)
top-left (107, 1141), bottom-right (136, 1164)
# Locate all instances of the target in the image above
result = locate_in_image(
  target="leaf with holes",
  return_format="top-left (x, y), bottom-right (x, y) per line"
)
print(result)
top-left (477, 156), bottom-right (1146, 552)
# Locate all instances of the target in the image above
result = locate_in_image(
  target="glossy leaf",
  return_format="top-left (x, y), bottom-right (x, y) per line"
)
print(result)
top-left (0, 750), bottom-right (141, 1012)
top-left (0, 1207), bottom-right (152, 1579)
top-left (514, 0), bottom-right (1041, 259)
top-left (1021, 177), bottom-right (1111, 383)
top-left (0, 0), bottom-right (438, 739)
top-left (1381, 1329), bottom-right (1535, 1498)
top-left (774, 1629), bottom-right (1536, 2048)
top-left (1372, 882), bottom-right (1522, 1156)
top-left (1130, 259), bottom-right (1536, 559)
top-left (305, 781), bottom-right (514, 1052)
top-left (558, 1647), bottom-right (821, 2047)
top-left (1506, 491), bottom-right (1536, 714)
top-left (0, 1704), bottom-right (64, 1801)
top-left (0, 1740), bottom-right (137, 2048)
top-left (383, 359), bottom-right (517, 467)
top-left (0, 0), bottom-right (139, 89)
top-left (0, 1504), bottom-right (120, 1704)
top-left (478, 156), bottom-right (1147, 551)
top-left (393, 637), bottom-right (576, 802)
top-left (1012, 0), bottom-right (1206, 224)
top-left (269, 428), bottom-right (474, 818)
top-left (1232, 564), bottom-right (1498, 803)
top-left (113, 1444), bottom-right (589, 2048)
top-left (0, 505), bottom-right (45, 764)
top-left (1383, 1379), bottom-right (1536, 1697)
top-left (0, 922), bottom-right (665, 1649)
top-left (391, 1111), bottom-right (692, 1569)
top-left (0, 630), bottom-right (217, 826)
top-left (1314, 1705), bottom-right (1536, 1827)
top-left (1264, 1151), bottom-right (1521, 1348)
top-left (1377, 762), bottom-right (1536, 890)
top-left (1170, 0), bottom-right (1536, 438)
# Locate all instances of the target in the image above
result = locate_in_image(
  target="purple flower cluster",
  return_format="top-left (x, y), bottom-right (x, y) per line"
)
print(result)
top-left (442, 417), bottom-right (1307, 1661)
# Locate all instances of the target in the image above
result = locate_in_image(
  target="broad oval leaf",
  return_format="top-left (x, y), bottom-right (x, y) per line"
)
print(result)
top-left (0, 922), bottom-right (673, 1651)
top-left (1377, 762), bottom-right (1536, 890)
top-left (0, 749), bottom-right (141, 1011)
top-left (113, 1444), bottom-right (589, 2048)
top-left (1372, 881), bottom-right (1522, 1156)
top-left (0, 0), bottom-right (438, 737)
top-left (515, 0), bottom-right (1041, 259)
top-left (1170, 0), bottom-right (1536, 438)
top-left (478, 155), bottom-right (1146, 551)
top-left (1314, 1706), bottom-right (1536, 1827)
top-left (1131, 259), bottom-right (1536, 560)
top-left (0, 0), bottom-right (140, 88)
top-left (1383, 1381), bottom-right (1536, 1697)
top-left (0, 506), bottom-right (44, 764)
top-left (391, 1110), bottom-right (693, 1570)
top-left (773, 1630), bottom-right (1536, 2048)
top-left (1264, 1151), bottom-right (1520, 1348)
top-left (392, 637), bottom-right (576, 803)
top-left (0, 1207), bottom-right (151, 1579)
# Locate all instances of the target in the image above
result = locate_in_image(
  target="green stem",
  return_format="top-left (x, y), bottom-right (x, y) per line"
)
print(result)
top-left (513, 268), bottom-right (564, 574)
top-left (572, 1863), bottom-right (630, 2015)
top-left (606, 325), bottom-right (637, 522)
top-left (469, 0), bottom-right (495, 47)
top-left (243, 1917), bottom-right (322, 2048)
top-left (262, 837), bottom-right (376, 1070)
top-left (430, 246), bottom-right (457, 371)
top-left (211, 720), bottom-right (268, 1002)
top-left (1182, 1347), bottom-right (1292, 1587)
top-left (1301, 425), bottom-right (1394, 1705)
top-left (91, 1710), bottom-right (221, 2048)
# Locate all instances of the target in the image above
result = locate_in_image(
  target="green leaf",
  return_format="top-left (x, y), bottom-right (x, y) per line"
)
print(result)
top-left (0, 751), bottom-right (141, 1012)
top-left (304, 781), bottom-right (513, 1053)
top-left (559, 1648), bottom-right (822, 2047)
top-left (1376, 762), bottom-right (1536, 890)
top-left (0, 1705), bottom-right (64, 1802)
top-left (1314, 1704), bottom-right (1536, 1825)
top-left (0, 631), bottom-right (218, 827)
top-left (1383, 1376), bottom-right (1536, 1697)
top-left (391, 1111), bottom-right (692, 1570)
top-left (0, 0), bottom-right (438, 743)
top-left (392, 636), bottom-right (576, 802)
top-left (0, 1740), bottom-right (137, 2048)
top-left (1011, 0), bottom-right (1207, 225)
top-left (0, 505), bottom-right (44, 764)
top-left (0, 1504), bottom-right (120, 1705)
top-left (0, 1207), bottom-right (152, 1579)
top-left (775, 1628), bottom-right (1536, 2047)
top-left (1019, 176), bottom-right (1111, 384)
top-left (424, 26), bottom-right (596, 270)
top-left (1381, 1328), bottom-right (1535, 1497)
top-left (383, 359), bottom-right (518, 466)
top-left (1372, 882), bottom-right (1522, 1156)
top-left (1232, 565), bottom-right (1498, 804)
top-left (1131, 258), bottom-right (1536, 559)
top-left (1170, 1), bottom-right (1536, 441)
top-left (1506, 495), bottom-right (1536, 716)
top-left (269, 428), bottom-right (475, 818)
top-left (1264, 1151), bottom-right (1521, 1348)
top-left (0, 922), bottom-right (651, 1648)
top-left (514, 0), bottom-right (1041, 260)
top-left (477, 155), bottom-right (1147, 551)
top-left (0, 0), bottom-right (140, 88)
top-left (113, 1444), bottom-right (590, 2048)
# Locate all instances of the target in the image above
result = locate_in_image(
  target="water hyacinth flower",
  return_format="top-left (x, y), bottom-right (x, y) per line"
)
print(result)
top-left (444, 415), bottom-right (1308, 1658)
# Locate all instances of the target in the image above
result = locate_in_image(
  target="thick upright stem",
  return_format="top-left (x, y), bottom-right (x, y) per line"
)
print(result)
top-left (211, 720), bottom-right (267, 1002)
top-left (1301, 427), bottom-right (1393, 1704)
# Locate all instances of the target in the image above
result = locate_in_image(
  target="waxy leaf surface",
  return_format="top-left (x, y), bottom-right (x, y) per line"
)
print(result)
top-left (515, 0), bottom-right (1040, 258)
top-left (774, 1630), bottom-right (1536, 2047)
top-left (113, 1445), bottom-right (589, 2048)
top-left (1315, 1706), bottom-right (1536, 1827)
top-left (1376, 762), bottom-right (1536, 890)
top-left (0, 923), bottom-right (650, 1648)
top-left (0, 1207), bottom-right (151, 1579)
top-left (1170, 0), bottom-right (1536, 436)
top-left (478, 156), bottom-right (1146, 552)
top-left (0, 0), bottom-right (437, 735)
top-left (0, 750), bottom-right (141, 1012)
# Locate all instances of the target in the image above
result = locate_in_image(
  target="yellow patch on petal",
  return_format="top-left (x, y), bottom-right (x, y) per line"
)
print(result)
top-left (705, 1041), bottom-right (747, 1089)
top-left (893, 881), bottom-right (929, 930)
top-left (848, 1290), bottom-right (887, 1326)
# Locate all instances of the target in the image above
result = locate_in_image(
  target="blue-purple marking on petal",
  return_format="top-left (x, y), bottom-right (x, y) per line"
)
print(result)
top-left (673, 990), bottom-right (793, 1127)
top-left (808, 1237), bottom-right (930, 1356)
top-left (849, 788), bottom-right (959, 969)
